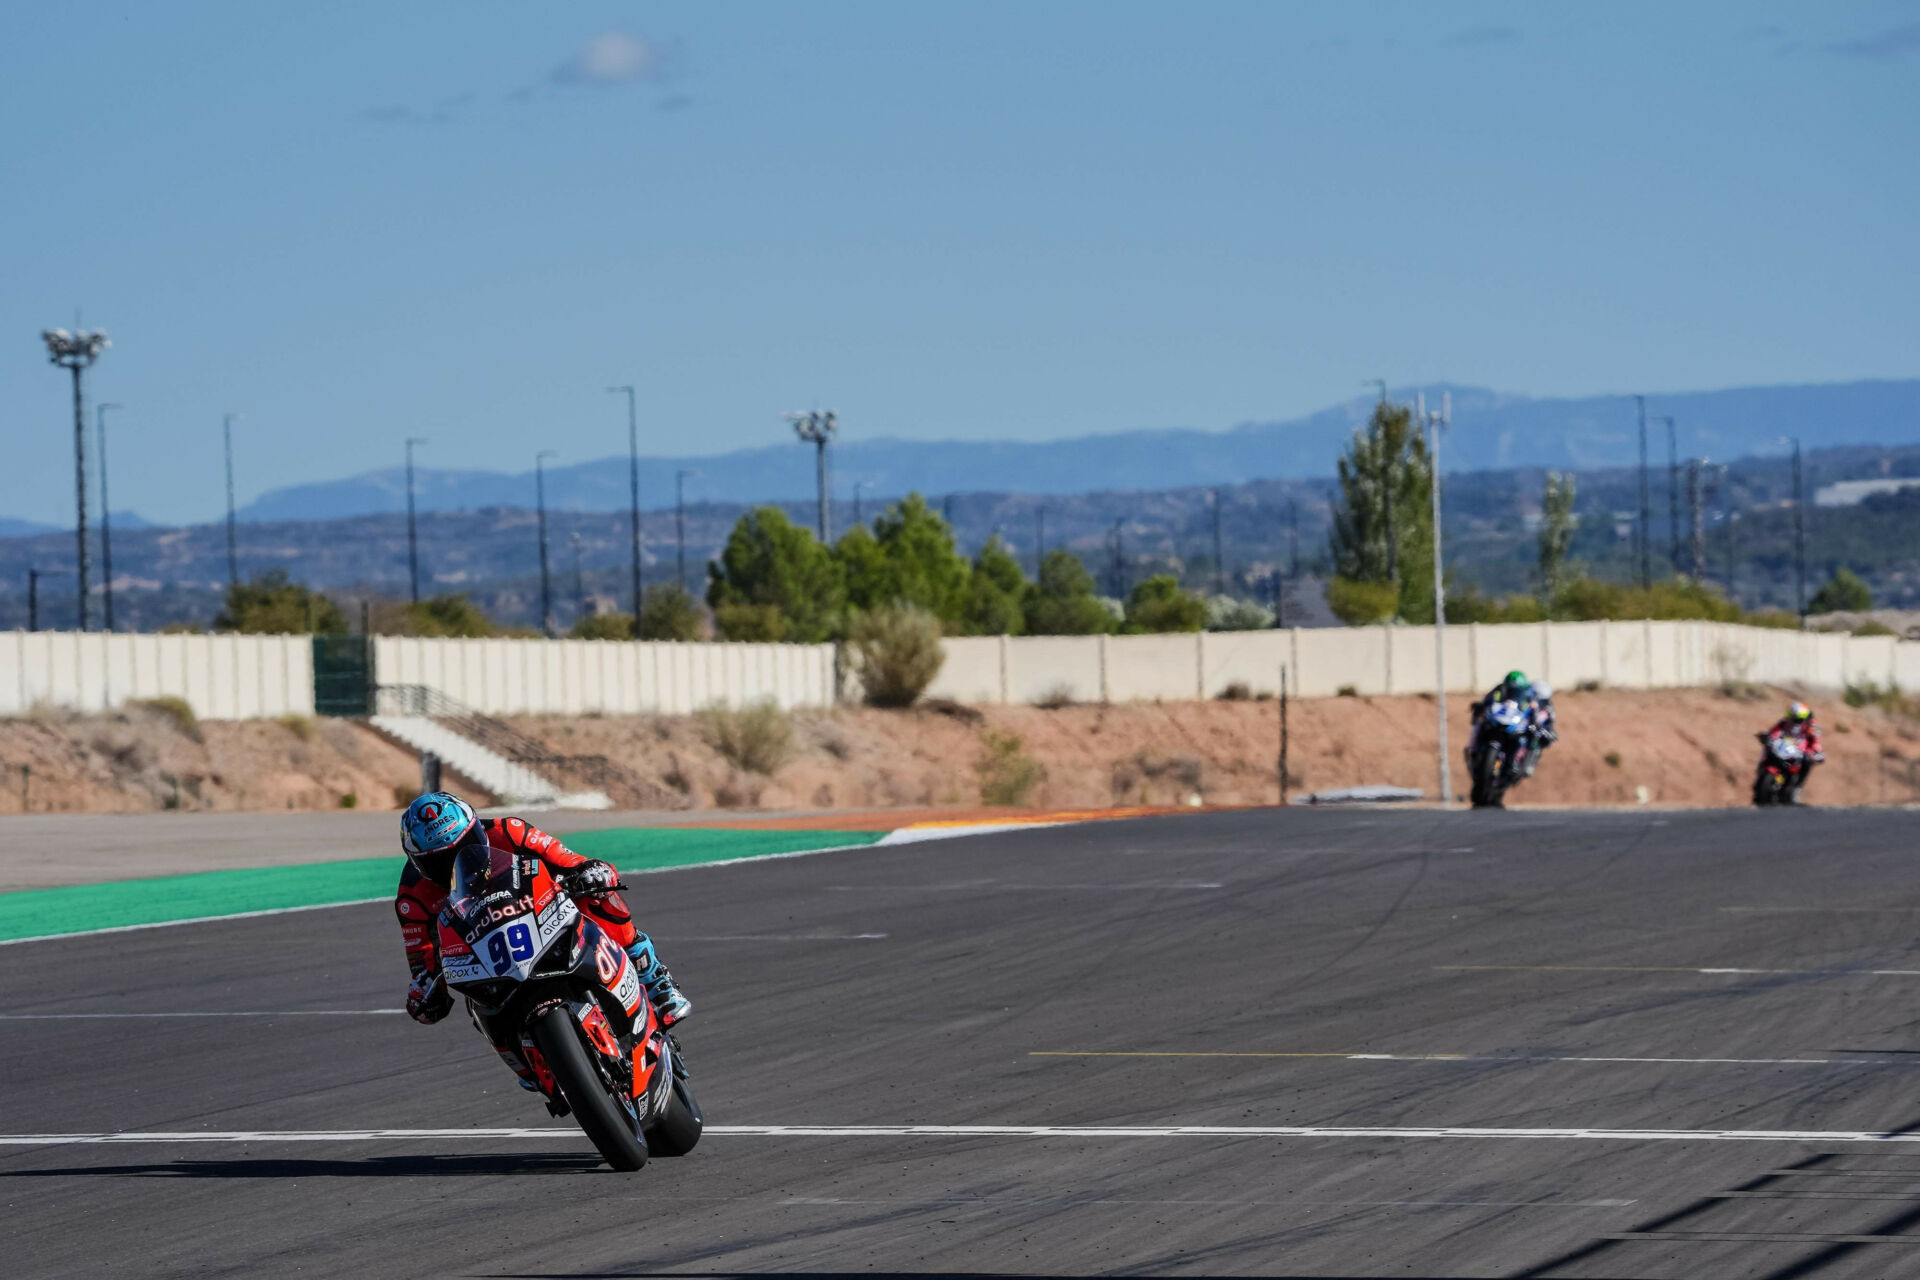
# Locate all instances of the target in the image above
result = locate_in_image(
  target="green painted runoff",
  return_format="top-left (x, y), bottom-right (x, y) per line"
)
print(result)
top-left (0, 827), bottom-right (887, 943)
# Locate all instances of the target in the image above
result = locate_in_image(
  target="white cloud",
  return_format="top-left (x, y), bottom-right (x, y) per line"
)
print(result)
top-left (551, 32), bottom-right (662, 86)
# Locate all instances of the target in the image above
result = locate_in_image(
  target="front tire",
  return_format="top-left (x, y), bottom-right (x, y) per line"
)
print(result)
top-left (529, 1006), bottom-right (648, 1172)
top-left (645, 1076), bottom-right (704, 1157)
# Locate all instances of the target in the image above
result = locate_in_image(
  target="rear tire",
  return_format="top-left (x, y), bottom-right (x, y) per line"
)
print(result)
top-left (645, 1076), bottom-right (704, 1156)
top-left (529, 1006), bottom-right (648, 1172)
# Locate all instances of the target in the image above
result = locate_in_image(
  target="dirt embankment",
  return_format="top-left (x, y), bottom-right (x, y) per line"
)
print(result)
top-left (512, 685), bottom-right (1920, 812)
top-left (4, 686), bottom-right (1916, 815)
top-left (0, 703), bottom-right (425, 815)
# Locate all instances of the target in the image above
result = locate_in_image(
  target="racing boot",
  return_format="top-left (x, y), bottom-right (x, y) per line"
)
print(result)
top-left (627, 932), bottom-right (691, 1027)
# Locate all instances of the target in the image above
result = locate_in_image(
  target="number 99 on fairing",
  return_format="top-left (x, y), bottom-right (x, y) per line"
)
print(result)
top-left (486, 921), bottom-right (536, 975)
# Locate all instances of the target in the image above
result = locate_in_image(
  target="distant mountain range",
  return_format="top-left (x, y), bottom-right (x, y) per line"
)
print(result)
top-left (0, 512), bottom-right (159, 539)
top-left (230, 379), bottom-right (1920, 525)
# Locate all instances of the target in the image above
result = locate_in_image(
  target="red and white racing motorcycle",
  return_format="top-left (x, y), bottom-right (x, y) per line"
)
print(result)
top-left (437, 840), bottom-right (702, 1170)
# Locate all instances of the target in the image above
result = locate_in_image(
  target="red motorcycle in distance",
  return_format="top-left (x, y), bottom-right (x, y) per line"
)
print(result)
top-left (1752, 733), bottom-right (1811, 807)
top-left (437, 841), bottom-right (702, 1171)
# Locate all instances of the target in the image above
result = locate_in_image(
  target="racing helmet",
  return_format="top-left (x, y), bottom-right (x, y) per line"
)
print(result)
top-left (1502, 669), bottom-right (1532, 696)
top-left (1787, 701), bottom-right (1811, 724)
top-left (401, 792), bottom-right (480, 883)
top-left (1531, 680), bottom-right (1554, 701)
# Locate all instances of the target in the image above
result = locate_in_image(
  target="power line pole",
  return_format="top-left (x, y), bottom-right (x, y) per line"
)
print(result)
top-left (1686, 457), bottom-right (1706, 580)
top-left (223, 413), bottom-right (241, 591)
top-left (1035, 505), bottom-right (1046, 575)
top-left (97, 402), bottom-right (122, 631)
top-left (570, 531), bottom-right (585, 624)
top-left (42, 328), bottom-right (108, 631)
top-left (852, 479), bottom-right (869, 528)
top-left (1107, 518), bottom-right (1125, 598)
top-left (675, 469), bottom-right (698, 593)
top-left (405, 437), bottom-right (427, 603)
top-left (1420, 391), bottom-right (1452, 808)
top-left (1210, 488), bottom-right (1226, 595)
top-left (536, 450), bottom-right (557, 637)
top-left (786, 410), bottom-right (837, 543)
top-left (607, 386), bottom-right (643, 622)
top-left (1635, 395), bottom-right (1650, 589)
top-left (1792, 437), bottom-right (1807, 624)
top-left (1289, 499), bottom-right (1299, 577)
top-left (1660, 415), bottom-right (1679, 572)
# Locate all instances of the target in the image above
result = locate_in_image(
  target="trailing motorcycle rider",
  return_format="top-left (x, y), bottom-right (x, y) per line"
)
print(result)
top-left (396, 793), bottom-right (690, 1101)
top-left (1758, 702), bottom-right (1824, 804)
top-left (1467, 670), bottom-right (1549, 783)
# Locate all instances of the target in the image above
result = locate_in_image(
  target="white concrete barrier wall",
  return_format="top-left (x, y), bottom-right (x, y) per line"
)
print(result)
top-left (370, 636), bottom-right (835, 716)
top-left (0, 631), bottom-right (313, 720)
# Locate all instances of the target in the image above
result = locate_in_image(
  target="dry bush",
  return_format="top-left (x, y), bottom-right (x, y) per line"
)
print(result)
top-left (130, 696), bottom-right (204, 744)
top-left (1111, 750), bottom-right (1204, 805)
top-left (975, 729), bottom-right (1045, 806)
top-left (846, 605), bottom-right (946, 708)
top-left (1034, 682), bottom-right (1078, 709)
top-left (276, 715), bottom-right (317, 742)
top-left (1217, 681), bottom-right (1253, 701)
top-left (697, 701), bottom-right (795, 775)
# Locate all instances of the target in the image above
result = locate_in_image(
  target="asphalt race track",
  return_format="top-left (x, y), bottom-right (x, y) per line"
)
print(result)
top-left (9, 806), bottom-right (1920, 1278)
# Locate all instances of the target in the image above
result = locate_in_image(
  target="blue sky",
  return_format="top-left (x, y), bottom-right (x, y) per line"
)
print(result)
top-left (3, 2), bottom-right (1916, 526)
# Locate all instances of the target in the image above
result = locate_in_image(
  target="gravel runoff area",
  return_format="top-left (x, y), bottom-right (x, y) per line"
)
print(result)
top-left (7, 805), bottom-right (1920, 1277)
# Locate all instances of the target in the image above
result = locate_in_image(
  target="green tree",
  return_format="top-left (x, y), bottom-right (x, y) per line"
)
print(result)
top-left (713, 603), bottom-right (787, 642)
top-left (1809, 567), bottom-right (1873, 615)
top-left (1328, 400), bottom-right (1433, 622)
top-left (838, 493), bottom-right (971, 627)
top-left (571, 611), bottom-right (634, 640)
top-left (214, 570), bottom-right (346, 634)
top-left (961, 536), bottom-right (1029, 635)
top-left (1538, 472), bottom-right (1577, 605)
top-left (408, 594), bottom-right (497, 637)
top-left (639, 584), bottom-right (703, 641)
top-left (1123, 574), bottom-right (1207, 633)
top-left (1023, 550), bottom-right (1116, 635)
top-left (706, 506), bottom-right (845, 642)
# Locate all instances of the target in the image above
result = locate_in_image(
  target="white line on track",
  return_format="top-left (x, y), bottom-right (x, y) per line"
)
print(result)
top-left (12, 1125), bottom-right (1920, 1146)
top-left (1441, 965), bottom-right (1920, 977)
top-left (827, 882), bottom-right (1224, 892)
top-left (660, 934), bottom-right (888, 942)
top-left (0, 1010), bottom-right (403, 1020)
top-left (1031, 1051), bottom-right (1908, 1067)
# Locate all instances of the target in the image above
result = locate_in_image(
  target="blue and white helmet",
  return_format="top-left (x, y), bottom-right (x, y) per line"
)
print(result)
top-left (401, 792), bottom-right (479, 881)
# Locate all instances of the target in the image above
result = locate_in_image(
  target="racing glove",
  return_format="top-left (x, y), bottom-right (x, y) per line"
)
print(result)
top-left (560, 860), bottom-right (622, 897)
top-left (406, 969), bottom-right (452, 1024)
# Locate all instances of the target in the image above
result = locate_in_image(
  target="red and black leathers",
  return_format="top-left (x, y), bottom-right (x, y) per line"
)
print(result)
top-left (1764, 716), bottom-right (1823, 758)
top-left (394, 816), bottom-right (637, 1005)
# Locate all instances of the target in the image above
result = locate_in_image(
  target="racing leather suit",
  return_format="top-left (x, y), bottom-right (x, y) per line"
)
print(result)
top-left (1763, 717), bottom-right (1824, 798)
top-left (1468, 683), bottom-right (1545, 780)
top-left (394, 816), bottom-right (671, 1089)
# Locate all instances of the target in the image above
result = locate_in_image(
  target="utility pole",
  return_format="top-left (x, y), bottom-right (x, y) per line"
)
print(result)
top-left (405, 437), bottom-right (427, 603)
top-left (223, 413), bottom-right (241, 592)
top-left (1107, 518), bottom-right (1125, 598)
top-left (1420, 391), bottom-right (1452, 808)
top-left (675, 469), bottom-right (698, 593)
top-left (1635, 395), bottom-right (1650, 589)
top-left (1686, 457), bottom-right (1706, 580)
top-left (608, 386), bottom-right (643, 622)
top-left (1724, 509), bottom-right (1739, 604)
top-left (42, 328), bottom-right (108, 630)
top-left (1035, 505), bottom-right (1046, 575)
top-left (536, 450), bottom-right (557, 637)
top-left (1659, 415), bottom-right (1679, 572)
top-left (1211, 489), bottom-right (1226, 595)
top-left (1289, 499), bottom-right (1300, 577)
top-left (852, 479), bottom-right (869, 528)
top-left (570, 531), bottom-right (586, 624)
top-left (97, 402), bottom-right (122, 631)
top-left (1792, 437), bottom-right (1807, 624)
top-left (27, 568), bottom-right (65, 632)
top-left (786, 410), bottom-right (837, 543)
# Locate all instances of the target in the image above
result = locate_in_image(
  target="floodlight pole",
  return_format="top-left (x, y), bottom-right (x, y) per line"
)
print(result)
top-left (676, 469), bottom-right (698, 593)
top-left (786, 410), bottom-right (837, 542)
top-left (223, 413), bottom-right (240, 591)
top-left (608, 386), bottom-right (643, 622)
top-left (405, 437), bottom-right (427, 602)
top-left (536, 450), bottom-right (558, 637)
top-left (1421, 391), bottom-right (1452, 808)
top-left (97, 403), bottom-right (122, 631)
top-left (1635, 396), bottom-right (1651, 589)
top-left (1659, 415), bottom-right (1679, 571)
top-left (42, 328), bottom-right (109, 630)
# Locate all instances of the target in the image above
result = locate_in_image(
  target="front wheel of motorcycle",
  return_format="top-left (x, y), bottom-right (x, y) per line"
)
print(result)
top-left (529, 1006), bottom-right (649, 1172)
top-left (645, 1076), bottom-right (704, 1157)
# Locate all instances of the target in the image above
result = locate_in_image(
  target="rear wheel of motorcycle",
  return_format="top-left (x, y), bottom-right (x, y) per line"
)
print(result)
top-left (529, 1006), bottom-right (648, 1172)
top-left (645, 1076), bottom-right (704, 1157)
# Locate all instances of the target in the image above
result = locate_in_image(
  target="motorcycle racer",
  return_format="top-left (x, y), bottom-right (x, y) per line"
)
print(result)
top-left (1467, 670), bottom-right (1547, 782)
top-left (1759, 701), bottom-right (1824, 803)
top-left (396, 792), bottom-right (691, 1090)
